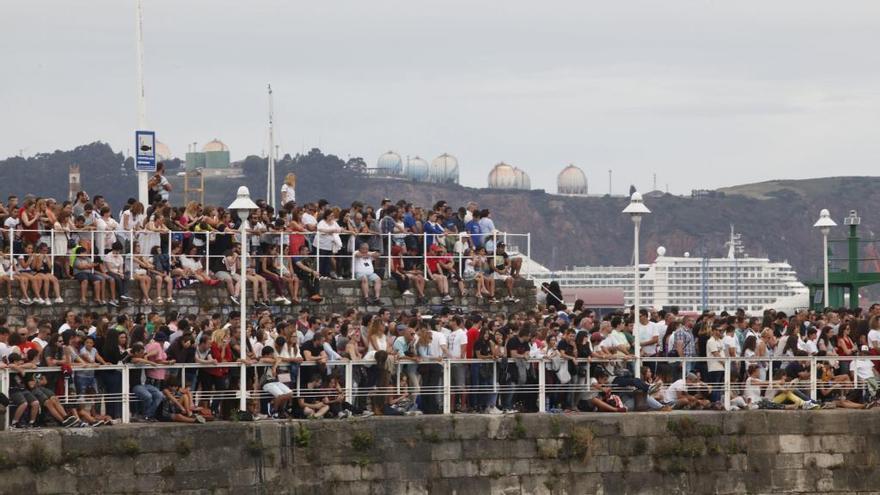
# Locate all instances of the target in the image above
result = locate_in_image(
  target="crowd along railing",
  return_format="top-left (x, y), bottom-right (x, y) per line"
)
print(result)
top-left (1, 228), bottom-right (533, 282)
top-left (1, 354), bottom-right (875, 429)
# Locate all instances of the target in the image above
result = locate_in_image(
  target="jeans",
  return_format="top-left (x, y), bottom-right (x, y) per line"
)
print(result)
top-left (707, 370), bottom-right (725, 402)
top-left (101, 370), bottom-right (123, 419)
top-left (108, 272), bottom-right (127, 297)
top-left (132, 384), bottom-right (164, 419)
top-left (75, 374), bottom-right (98, 395)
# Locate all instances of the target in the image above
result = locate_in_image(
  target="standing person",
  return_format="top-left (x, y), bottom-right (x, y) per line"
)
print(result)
top-left (447, 316), bottom-right (469, 412)
top-left (706, 326), bottom-right (725, 403)
top-left (148, 162), bottom-right (172, 205)
top-left (280, 173), bottom-right (296, 206)
top-left (415, 323), bottom-right (445, 414)
top-left (502, 328), bottom-right (531, 413)
top-left (674, 317), bottom-right (697, 375)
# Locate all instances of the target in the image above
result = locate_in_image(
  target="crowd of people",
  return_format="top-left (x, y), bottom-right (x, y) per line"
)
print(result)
top-left (0, 164), bottom-right (524, 309)
top-left (0, 300), bottom-right (878, 428)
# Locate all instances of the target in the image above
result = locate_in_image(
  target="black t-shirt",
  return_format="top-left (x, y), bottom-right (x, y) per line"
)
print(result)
top-left (121, 354), bottom-right (145, 390)
top-left (301, 341), bottom-right (323, 360)
top-left (506, 336), bottom-right (529, 357)
top-left (473, 339), bottom-right (492, 359)
top-left (556, 339), bottom-right (577, 373)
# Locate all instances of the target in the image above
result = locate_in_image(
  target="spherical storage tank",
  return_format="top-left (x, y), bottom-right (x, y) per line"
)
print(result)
top-left (155, 141), bottom-right (172, 162)
top-left (406, 156), bottom-right (430, 181)
top-left (557, 164), bottom-right (588, 195)
top-left (488, 162), bottom-right (530, 190)
top-left (202, 139), bottom-right (230, 169)
top-left (430, 153), bottom-right (459, 184)
top-left (376, 151), bottom-right (403, 175)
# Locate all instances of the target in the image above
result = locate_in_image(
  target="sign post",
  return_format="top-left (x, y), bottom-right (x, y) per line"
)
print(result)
top-left (135, 130), bottom-right (157, 173)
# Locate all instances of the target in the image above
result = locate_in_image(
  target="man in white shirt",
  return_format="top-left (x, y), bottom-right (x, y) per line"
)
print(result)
top-left (802, 328), bottom-right (819, 356)
top-left (663, 373), bottom-right (708, 409)
top-left (636, 310), bottom-right (659, 357)
top-left (0, 327), bottom-right (10, 361)
top-left (706, 326), bottom-right (725, 402)
top-left (353, 243), bottom-right (382, 305)
top-left (301, 204), bottom-right (318, 232)
top-left (447, 316), bottom-right (469, 412)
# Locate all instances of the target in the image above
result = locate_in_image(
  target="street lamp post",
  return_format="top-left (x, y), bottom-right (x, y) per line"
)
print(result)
top-left (623, 192), bottom-right (650, 378)
top-left (229, 186), bottom-right (258, 411)
top-left (813, 209), bottom-right (837, 309)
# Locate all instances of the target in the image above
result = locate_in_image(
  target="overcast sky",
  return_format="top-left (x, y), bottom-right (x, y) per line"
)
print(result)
top-left (3, 1), bottom-right (880, 194)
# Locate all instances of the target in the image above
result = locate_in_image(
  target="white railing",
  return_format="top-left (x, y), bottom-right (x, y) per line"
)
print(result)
top-left (1, 354), bottom-right (875, 428)
top-left (1, 228), bottom-right (533, 281)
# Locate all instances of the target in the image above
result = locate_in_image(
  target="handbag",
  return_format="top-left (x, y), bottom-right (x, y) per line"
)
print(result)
top-left (556, 364), bottom-right (571, 384)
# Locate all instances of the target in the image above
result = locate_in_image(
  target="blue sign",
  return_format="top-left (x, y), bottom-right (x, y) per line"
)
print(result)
top-left (135, 130), bottom-right (157, 172)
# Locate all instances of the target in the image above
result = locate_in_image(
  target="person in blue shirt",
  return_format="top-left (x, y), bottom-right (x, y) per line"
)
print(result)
top-left (465, 211), bottom-right (483, 249)
top-left (423, 212), bottom-right (445, 249)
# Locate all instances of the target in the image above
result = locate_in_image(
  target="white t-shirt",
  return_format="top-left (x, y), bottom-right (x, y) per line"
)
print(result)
top-left (636, 321), bottom-right (660, 356)
top-left (353, 253), bottom-right (375, 277)
top-left (744, 377), bottom-right (762, 404)
top-left (852, 358), bottom-right (875, 381)
top-left (803, 339), bottom-right (818, 355)
top-left (664, 378), bottom-right (688, 403)
top-left (706, 337), bottom-right (724, 372)
top-left (722, 334), bottom-right (739, 357)
top-left (448, 329), bottom-right (468, 359)
top-left (0, 342), bottom-right (10, 360)
top-left (428, 330), bottom-right (448, 358)
top-left (867, 329), bottom-right (880, 350)
top-left (151, 174), bottom-right (170, 201)
top-left (281, 183), bottom-right (295, 205)
top-left (302, 213), bottom-right (317, 230)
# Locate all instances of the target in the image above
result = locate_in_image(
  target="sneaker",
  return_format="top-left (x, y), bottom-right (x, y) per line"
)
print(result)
top-left (194, 414), bottom-right (206, 424)
top-left (489, 297), bottom-right (499, 304)
top-left (119, 295), bottom-right (134, 302)
top-left (108, 300), bottom-right (119, 307)
top-left (802, 401), bottom-right (820, 410)
top-left (230, 295), bottom-right (240, 305)
top-left (33, 297), bottom-right (45, 305)
top-left (402, 290), bottom-right (414, 296)
top-left (273, 296), bottom-right (287, 303)
top-left (441, 294), bottom-right (454, 303)
top-left (10, 422), bottom-right (27, 429)
top-left (337, 411), bottom-right (347, 419)
top-left (43, 299), bottom-right (53, 306)
top-left (62, 416), bottom-right (78, 427)
top-left (281, 297), bottom-right (292, 305)
top-left (19, 298), bottom-right (33, 306)
top-left (502, 409), bottom-right (516, 414)
top-left (54, 297), bottom-right (64, 304)
top-left (360, 410), bottom-right (374, 418)
top-left (487, 407), bottom-right (503, 415)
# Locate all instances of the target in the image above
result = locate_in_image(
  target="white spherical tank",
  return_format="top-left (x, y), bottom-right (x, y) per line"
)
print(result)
top-left (155, 141), bottom-right (172, 162)
top-left (376, 150), bottom-right (403, 175)
top-left (557, 164), bottom-right (588, 195)
top-left (430, 153), bottom-right (459, 184)
top-left (488, 162), bottom-right (517, 189)
top-left (406, 156), bottom-right (430, 181)
top-left (513, 167), bottom-right (531, 190)
top-left (202, 139), bottom-right (228, 152)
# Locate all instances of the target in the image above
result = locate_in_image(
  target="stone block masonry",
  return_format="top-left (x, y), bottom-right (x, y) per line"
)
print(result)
top-left (0, 278), bottom-right (537, 325)
top-left (3, 410), bottom-right (880, 494)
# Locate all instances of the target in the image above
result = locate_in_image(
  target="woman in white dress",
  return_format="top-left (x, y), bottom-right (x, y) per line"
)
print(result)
top-left (280, 173), bottom-right (296, 206)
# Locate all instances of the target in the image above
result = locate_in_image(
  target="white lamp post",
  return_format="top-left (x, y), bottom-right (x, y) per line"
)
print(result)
top-left (623, 191), bottom-right (650, 377)
top-left (813, 209), bottom-right (837, 309)
top-left (229, 186), bottom-right (258, 411)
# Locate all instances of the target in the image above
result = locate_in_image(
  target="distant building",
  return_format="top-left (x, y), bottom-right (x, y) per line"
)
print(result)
top-left (430, 153), bottom-right (459, 184)
top-left (185, 139), bottom-right (230, 170)
top-left (68, 164), bottom-right (81, 201)
top-left (367, 150), bottom-right (404, 177)
top-left (405, 156), bottom-right (430, 181)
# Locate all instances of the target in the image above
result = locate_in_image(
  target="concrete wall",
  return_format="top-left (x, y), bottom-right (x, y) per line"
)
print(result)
top-left (4, 411), bottom-right (880, 494)
top-left (0, 279), bottom-right (537, 325)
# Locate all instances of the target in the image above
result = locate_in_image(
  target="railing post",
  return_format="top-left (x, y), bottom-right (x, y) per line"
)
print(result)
top-left (129, 229), bottom-right (135, 280)
top-left (315, 232), bottom-right (321, 276)
top-left (526, 233), bottom-right (531, 279)
top-left (8, 227), bottom-right (13, 280)
top-left (239, 362), bottom-right (247, 411)
top-left (385, 233), bottom-right (392, 278)
top-left (538, 358), bottom-right (546, 413)
top-left (344, 361), bottom-right (353, 403)
top-left (2, 370), bottom-right (9, 429)
top-left (50, 229), bottom-right (55, 273)
top-left (457, 233), bottom-right (463, 278)
top-left (121, 366), bottom-right (130, 424)
top-left (681, 359), bottom-right (686, 380)
top-left (723, 359), bottom-right (731, 411)
top-left (442, 359), bottom-right (451, 414)
top-left (422, 233), bottom-right (428, 280)
top-left (853, 357), bottom-right (858, 390)
top-left (809, 357), bottom-right (817, 401)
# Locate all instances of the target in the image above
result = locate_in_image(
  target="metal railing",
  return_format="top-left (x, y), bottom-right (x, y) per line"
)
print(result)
top-left (1, 354), bottom-right (875, 428)
top-left (1, 228), bottom-right (533, 282)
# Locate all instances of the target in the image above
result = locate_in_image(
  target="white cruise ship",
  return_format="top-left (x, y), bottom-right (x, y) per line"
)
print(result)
top-left (530, 228), bottom-right (809, 314)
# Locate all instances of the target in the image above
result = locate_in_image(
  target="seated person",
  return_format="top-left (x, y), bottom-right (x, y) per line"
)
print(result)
top-left (353, 242), bottom-right (382, 305)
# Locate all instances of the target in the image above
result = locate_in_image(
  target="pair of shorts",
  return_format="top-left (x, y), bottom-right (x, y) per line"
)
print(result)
top-left (493, 273), bottom-right (510, 281)
top-left (214, 271), bottom-right (240, 282)
top-left (357, 272), bottom-right (381, 283)
top-left (32, 386), bottom-right (54, 404)
top-left (10, 389), bottom-right (36, 406)
top-left (74, 272), bottom-right (104, 282)
top-left (263, 381), bottom-right (292, 398)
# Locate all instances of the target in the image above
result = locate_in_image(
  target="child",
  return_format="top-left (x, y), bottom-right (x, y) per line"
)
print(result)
top-left (160, 380), bottom-right (206, 424)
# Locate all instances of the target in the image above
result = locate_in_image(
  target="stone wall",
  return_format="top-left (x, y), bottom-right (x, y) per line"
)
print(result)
top-left (0, 278), bottom-right (537, 324)
top-left (4, 411), bottom-right (880, 494)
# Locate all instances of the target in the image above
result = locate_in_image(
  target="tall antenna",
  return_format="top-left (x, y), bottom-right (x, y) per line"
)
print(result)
top-left (653, 173), bottom-right (657, 191)
top-left (608, 170), bottom-right (612, 195)
top-left (135, 0), bottom-right (148, 205)
top-left (266, 83), bottom-right (276, 208)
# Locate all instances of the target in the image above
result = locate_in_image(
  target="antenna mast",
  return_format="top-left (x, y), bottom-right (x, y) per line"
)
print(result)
top-left (135, 0), bottom-right (148, 205)
top-left (266, 83), bottom-right (276, 208)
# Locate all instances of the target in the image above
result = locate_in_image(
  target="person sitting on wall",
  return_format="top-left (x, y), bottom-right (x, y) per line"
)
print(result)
top-left (353, 242), bottom-right (382, 305)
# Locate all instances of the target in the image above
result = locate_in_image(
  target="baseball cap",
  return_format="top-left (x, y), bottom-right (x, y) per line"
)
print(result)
top-left (861, 345), bottom-right (869, 352)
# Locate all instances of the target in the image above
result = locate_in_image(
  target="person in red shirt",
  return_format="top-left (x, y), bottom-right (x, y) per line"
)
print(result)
top-left (426, 244), bottom-right (464, 303)
top-left (466, 316), bottom-right (483, 409)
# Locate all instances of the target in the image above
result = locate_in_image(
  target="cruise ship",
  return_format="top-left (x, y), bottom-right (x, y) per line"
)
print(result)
top-left (529, 228), bottom-right (809, 314)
